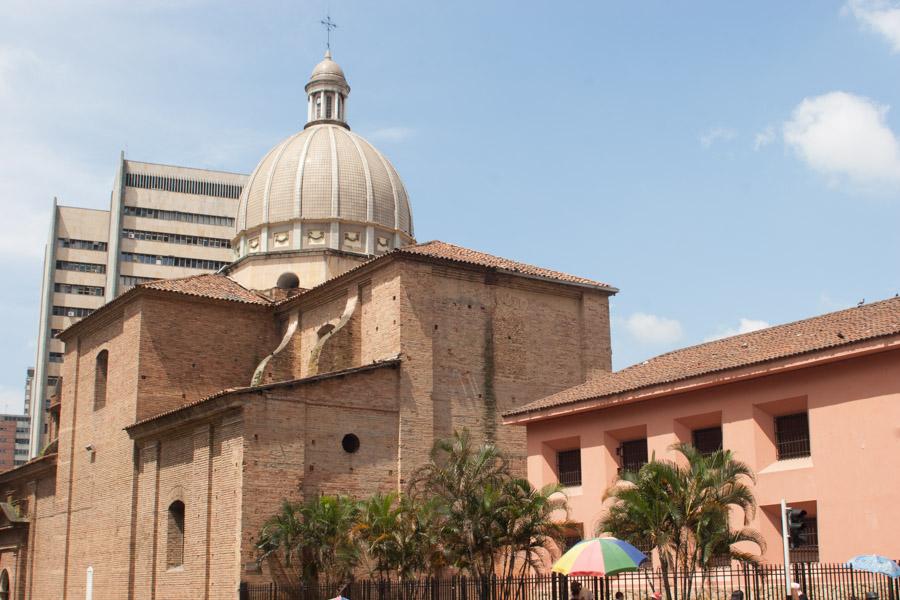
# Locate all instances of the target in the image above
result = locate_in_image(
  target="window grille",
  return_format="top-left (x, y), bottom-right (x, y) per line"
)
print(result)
top-left (619, 438), bottom-right (648, 473)
top-left (692, 426), bottom-right (723, 456)
top-left (789, 516), bottom-right (819, 563)
top-left (556, 449), bottom-right (582, 487)
top-left (125, 172), bottom-right (242, 199)
top-left (775, 412), bottom-right (810, 460)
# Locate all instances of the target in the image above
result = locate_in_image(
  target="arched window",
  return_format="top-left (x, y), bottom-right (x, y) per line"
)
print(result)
top-left (0, 568), bottom-right (9, 600)
top-left (167, 500), bottom-right (185, 569)
top-left (94, 350), bottom-right (108, 410)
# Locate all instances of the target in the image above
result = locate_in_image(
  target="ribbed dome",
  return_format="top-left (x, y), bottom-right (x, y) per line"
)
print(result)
top-left (235, 123), bottom-right (413, 251)
top-left (233, 51), bottom-right (414, 260)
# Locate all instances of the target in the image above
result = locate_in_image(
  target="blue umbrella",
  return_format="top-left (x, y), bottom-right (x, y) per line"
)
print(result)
top-left (846, 555), bottom-right (900, 578)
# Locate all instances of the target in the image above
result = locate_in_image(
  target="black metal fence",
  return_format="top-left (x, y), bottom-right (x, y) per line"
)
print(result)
top-left (240, 563), bottom-right (899, 600)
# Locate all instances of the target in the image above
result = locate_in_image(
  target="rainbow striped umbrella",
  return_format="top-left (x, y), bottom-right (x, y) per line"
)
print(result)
top-left (552, 537), bottom-right (648, 577)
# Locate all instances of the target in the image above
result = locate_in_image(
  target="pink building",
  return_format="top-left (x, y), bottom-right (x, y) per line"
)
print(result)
top-left (504, 297), bottom-right (900, 563)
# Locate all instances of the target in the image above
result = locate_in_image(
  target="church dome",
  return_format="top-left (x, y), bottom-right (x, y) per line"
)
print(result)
top-left (234, 51), bottom-right (414, 259)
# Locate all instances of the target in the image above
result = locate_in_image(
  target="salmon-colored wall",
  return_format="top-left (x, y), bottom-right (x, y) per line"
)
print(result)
top-left (521, 348), bottom-right (900, 563)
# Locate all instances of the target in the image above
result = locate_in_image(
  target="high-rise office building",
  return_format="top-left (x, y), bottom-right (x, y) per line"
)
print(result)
top-left (27, 156), bottom-right (247, 456)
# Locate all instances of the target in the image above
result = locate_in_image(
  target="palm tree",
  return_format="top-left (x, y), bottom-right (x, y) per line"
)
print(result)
top-left (256, 494), bottom-right (360, 592)
top-left (499, 478), bottom-right (570, 600)
top-left (407, 429), bottom-right (511, 578)
top-left (598, 444), bottom-right (764, 600)
top-left (257, 500), bottom-right (305, 585)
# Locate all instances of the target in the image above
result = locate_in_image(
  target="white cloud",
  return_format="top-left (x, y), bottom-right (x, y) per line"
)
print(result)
top-left (846, 0), bottom-right (900, 52)
top-left (368, 127), bottom-right (415, 143)
top-left (624, 312), bottom-right (684, 345)
top-left (704, 318), bottom-right (770, 342)
top-left (754, 125), bottom-right (776, 150)
top-left (783, 91), bottom-right (900, 186)
top-left (699, 127), bottom-right (737, 148)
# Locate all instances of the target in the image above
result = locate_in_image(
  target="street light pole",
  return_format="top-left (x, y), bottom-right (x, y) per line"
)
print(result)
top-left (781, 498), bottom-right (792, 599)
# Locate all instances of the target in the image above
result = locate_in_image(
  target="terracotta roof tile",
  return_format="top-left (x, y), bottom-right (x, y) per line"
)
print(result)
top-left (138, 273), bottom-right (271, 305)
top-left (398, 241), bottom-right (615, 290)
top-left (273, 240), bottom-right (615, 308)
top-left (507, 296), bottom-right (900, 418)
top-left (59, 273), bottom-right (271, 339)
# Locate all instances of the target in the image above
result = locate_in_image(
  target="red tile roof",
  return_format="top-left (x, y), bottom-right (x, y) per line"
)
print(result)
top-left (139, 273), bottom-right (272, 305)
top-left (59, 273), bottom-right (271, 340)
top-left (398, 241), bottom-right (615, 289)
top-left (273, 240), bottom-right (616, 308)
top-left (506, 296), bottom-right (900, 418)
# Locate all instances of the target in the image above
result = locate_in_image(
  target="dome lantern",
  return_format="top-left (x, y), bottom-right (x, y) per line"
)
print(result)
top-left (305, 50), bottom-right (350, 128)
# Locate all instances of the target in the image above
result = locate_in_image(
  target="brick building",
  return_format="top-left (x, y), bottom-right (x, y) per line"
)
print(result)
top-left (0, 415), bottom-right (29, 472)
top-left (0, 52), bottom-right (616, 599)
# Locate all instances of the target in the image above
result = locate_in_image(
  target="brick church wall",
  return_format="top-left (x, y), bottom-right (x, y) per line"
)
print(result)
top-left (238, 364), bottom-right (401, 584)
top-left (136, 295), bottom-right (278, 421)
top-left (397, 260), bottom-right (612, 477)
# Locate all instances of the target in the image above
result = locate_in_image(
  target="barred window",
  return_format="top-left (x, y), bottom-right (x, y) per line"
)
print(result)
top-left (692, 426), bottom-right (723, 456)
top-left (619, 438), bottom-right (648, 474)
top-left (58, 238), bottom-right (107, 251)
top-left (122, 228), bottom-right (231, 248)
top-left (120, 252), bottom-right (228, 271)
top-left (125, 172), bottom-right (242, 200)
top-left (790, 516), bottom-right (819, 563)
top-left (556, 449), bottom-right (582, 487)
top-left (49, 352), bottom-right (64, 363)
top-left (52, 306), bottom-right (94, 318)
top-left (56, 260), bottom-right (106, 274)
top-left (54, 283), bottom-right (105, 296)
top-left (123, 205), bottom-right (235, 227)
top-left (775, 412), bottom-right (811, 460)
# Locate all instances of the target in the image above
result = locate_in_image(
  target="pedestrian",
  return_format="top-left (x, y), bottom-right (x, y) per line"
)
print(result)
top-left (615, 592), bottom-right (624, 600)
top-left (570, 581), bottom-right (592, 600)
top-left (731, 591), bottom-right (744, 600)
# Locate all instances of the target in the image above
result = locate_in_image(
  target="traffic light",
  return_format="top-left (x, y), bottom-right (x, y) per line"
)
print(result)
top-left (786, 508), bottom-right (808, 549)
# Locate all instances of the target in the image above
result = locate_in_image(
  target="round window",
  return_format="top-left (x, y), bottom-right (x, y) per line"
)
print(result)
top-left (341, 434), bottom-right (360, 454)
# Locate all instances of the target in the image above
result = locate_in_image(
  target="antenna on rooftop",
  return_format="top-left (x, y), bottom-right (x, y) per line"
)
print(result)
top-left (321, 14), bottom-right (338, 51)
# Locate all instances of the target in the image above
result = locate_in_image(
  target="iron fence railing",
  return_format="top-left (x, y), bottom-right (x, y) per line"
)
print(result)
top-left (240, 563), bottom-right (900, 600)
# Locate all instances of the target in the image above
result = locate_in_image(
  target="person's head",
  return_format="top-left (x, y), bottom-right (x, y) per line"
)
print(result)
top-left (652, 592), bottom-right (662, 600)
top-left (731, 591), bottom-right (744, 600)
top-left (615, 593), bottom-right (624, 600)
top-left (571, 582), bottom-right (582, 595)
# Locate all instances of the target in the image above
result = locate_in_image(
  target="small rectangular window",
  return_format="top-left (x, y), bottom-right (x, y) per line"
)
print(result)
top-left (775, 412), bottom-right (810, 460)
top-left (619, 438), bottom-right (648, 473)
top-left (556, 449), bottom-right (582, 487)
top-left (789, 516), bottom-right (819, 563)
top-left (692, 426), bottom-right (723, 456)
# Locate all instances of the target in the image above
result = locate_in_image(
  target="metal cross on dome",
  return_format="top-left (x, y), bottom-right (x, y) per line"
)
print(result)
top-left (321, 15), bottom-right (338, 50)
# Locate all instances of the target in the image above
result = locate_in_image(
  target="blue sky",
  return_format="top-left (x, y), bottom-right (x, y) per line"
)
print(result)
top-left (1, 1), bottom-right (899, 413)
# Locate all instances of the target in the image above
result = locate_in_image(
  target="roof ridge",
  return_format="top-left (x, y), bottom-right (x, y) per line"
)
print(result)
top-left (506, 294), bottom-right (900, 419)
top-left (626, 296), bottom-right (900, 370)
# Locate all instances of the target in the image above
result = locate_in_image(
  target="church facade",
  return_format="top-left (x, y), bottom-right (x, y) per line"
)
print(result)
top-left (0, 53), bottom-right (616, 599)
